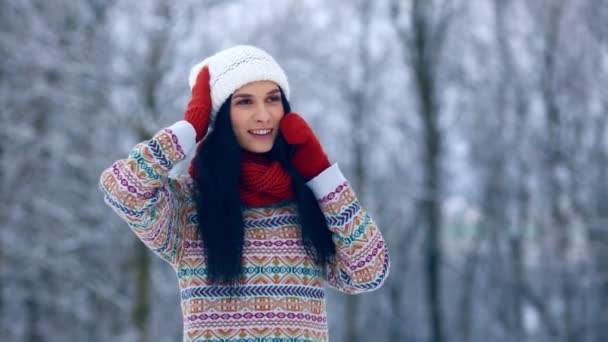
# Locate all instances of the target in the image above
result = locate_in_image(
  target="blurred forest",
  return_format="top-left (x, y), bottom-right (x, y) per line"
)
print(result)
top-left (1, 0), bottom-right (607, 341)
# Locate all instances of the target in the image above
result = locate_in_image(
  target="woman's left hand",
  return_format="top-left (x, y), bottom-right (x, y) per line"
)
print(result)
top-left (279, 112), bottom-right (331, 181)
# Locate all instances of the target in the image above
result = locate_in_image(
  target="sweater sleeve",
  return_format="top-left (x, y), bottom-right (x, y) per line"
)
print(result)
top-left (306, 163), bottom-right (391, 294)
top-left (98, 121), bottom-right (197, 268)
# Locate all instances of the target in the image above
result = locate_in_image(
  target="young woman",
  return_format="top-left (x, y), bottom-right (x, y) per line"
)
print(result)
top-left (99, 45), bottom-right (390, 342)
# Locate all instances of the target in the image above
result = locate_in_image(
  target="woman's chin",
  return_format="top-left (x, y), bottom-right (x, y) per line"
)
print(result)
top-left (242, 142), bottom-right (273, 153)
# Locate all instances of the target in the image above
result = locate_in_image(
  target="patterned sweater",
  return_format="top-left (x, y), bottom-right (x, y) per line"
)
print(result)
top-left (99, 121), bottom-right (390, 342)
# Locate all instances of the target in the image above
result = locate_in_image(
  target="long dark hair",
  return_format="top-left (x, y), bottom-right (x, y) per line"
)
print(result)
top-left (192, 90), bottom-right (336, 285)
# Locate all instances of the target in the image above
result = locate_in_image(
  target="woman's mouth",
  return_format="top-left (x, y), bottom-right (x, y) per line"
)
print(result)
top-left (248, 128), bottom-right (273, 138)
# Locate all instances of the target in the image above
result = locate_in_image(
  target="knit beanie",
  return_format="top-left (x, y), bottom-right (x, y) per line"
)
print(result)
top-left (188, 45), bottom-right (290, 138)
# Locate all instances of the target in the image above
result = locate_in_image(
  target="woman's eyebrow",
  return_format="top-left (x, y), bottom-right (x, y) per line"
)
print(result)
top-left (233, 93), bottom-right (251, 99)
top-left (233, 89), bottom-right (280, 99)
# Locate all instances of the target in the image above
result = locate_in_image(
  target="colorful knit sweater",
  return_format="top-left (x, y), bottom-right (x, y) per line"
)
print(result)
top-left (99, 121), bottom-right (390, 342)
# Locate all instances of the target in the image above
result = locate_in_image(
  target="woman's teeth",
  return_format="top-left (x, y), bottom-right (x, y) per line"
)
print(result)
top-left (249, 129), bottom-right (271, 135)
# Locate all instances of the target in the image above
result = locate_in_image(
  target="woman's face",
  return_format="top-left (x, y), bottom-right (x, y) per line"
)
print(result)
top-left (230, 81), bottom-right (285, 153)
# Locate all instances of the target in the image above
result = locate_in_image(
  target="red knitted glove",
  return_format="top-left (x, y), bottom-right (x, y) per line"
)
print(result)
top-left (184, 66), bottom-right (212, 142)
top-left (279, 113), bottom-right (331, 181)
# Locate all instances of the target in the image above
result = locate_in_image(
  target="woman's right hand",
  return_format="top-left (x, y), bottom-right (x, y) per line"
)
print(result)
top-left (184, 65), bottom-right (212, 142)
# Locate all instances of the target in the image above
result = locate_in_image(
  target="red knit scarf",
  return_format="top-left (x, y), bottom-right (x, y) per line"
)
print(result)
top-left (188, 149), bottom-right (295, 207)
top-left (239, 151), bottom-right (294, 207)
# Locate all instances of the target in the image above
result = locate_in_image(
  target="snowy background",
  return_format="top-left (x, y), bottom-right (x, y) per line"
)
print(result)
top-left (1, 0), bottom-right (607, 341)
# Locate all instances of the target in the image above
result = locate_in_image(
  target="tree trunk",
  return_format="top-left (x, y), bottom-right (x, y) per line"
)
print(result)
top-left (539, 2), bottom-right (575, 341)
top-left (411, 1), bottom-right (444, 340)
top-left (390, 1), bottom-right (450, 341)
top-left (493, 1), bottom-right (526, 340)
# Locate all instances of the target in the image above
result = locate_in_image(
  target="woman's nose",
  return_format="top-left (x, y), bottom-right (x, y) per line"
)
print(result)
top-left (253, 104), bottom-right (271, 122)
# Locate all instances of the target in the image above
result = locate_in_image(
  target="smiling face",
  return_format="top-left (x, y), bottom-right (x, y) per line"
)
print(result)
top-left (230, 81), bottom-right (285, 153)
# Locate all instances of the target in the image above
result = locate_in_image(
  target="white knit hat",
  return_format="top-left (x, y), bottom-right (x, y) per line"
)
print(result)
top-left (188, 45), bottom-right (290, 135)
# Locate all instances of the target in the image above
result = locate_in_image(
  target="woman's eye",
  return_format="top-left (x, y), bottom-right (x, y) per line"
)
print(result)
top-left (267, 96), bottom-right (280, 102)
top-left (236, 99), bottom-right (252, 105)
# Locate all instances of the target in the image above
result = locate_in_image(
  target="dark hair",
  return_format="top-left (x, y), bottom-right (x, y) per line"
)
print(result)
top-left (192, 90), bottom-right (336, 285)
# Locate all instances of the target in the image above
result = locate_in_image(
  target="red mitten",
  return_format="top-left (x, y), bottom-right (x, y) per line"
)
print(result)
top-left (279, 113), bottom-right (331, 181)
top-left (184, 66), bottom-right (212, 142)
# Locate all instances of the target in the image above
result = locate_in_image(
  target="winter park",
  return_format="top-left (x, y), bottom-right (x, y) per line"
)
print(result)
top-left (1, 0), bottom-right (607, 341)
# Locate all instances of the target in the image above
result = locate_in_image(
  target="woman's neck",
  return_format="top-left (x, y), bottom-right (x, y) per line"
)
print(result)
top-left (241, 149), bottom-right (272, 166)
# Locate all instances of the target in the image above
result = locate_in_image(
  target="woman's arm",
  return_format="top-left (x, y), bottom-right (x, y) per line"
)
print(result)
top-left (307, 164), bottom-right (390, 294)
top-left (99, 121), bottom-right (196, 268)
top-left (278, 113), bottom-right (390, 293)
